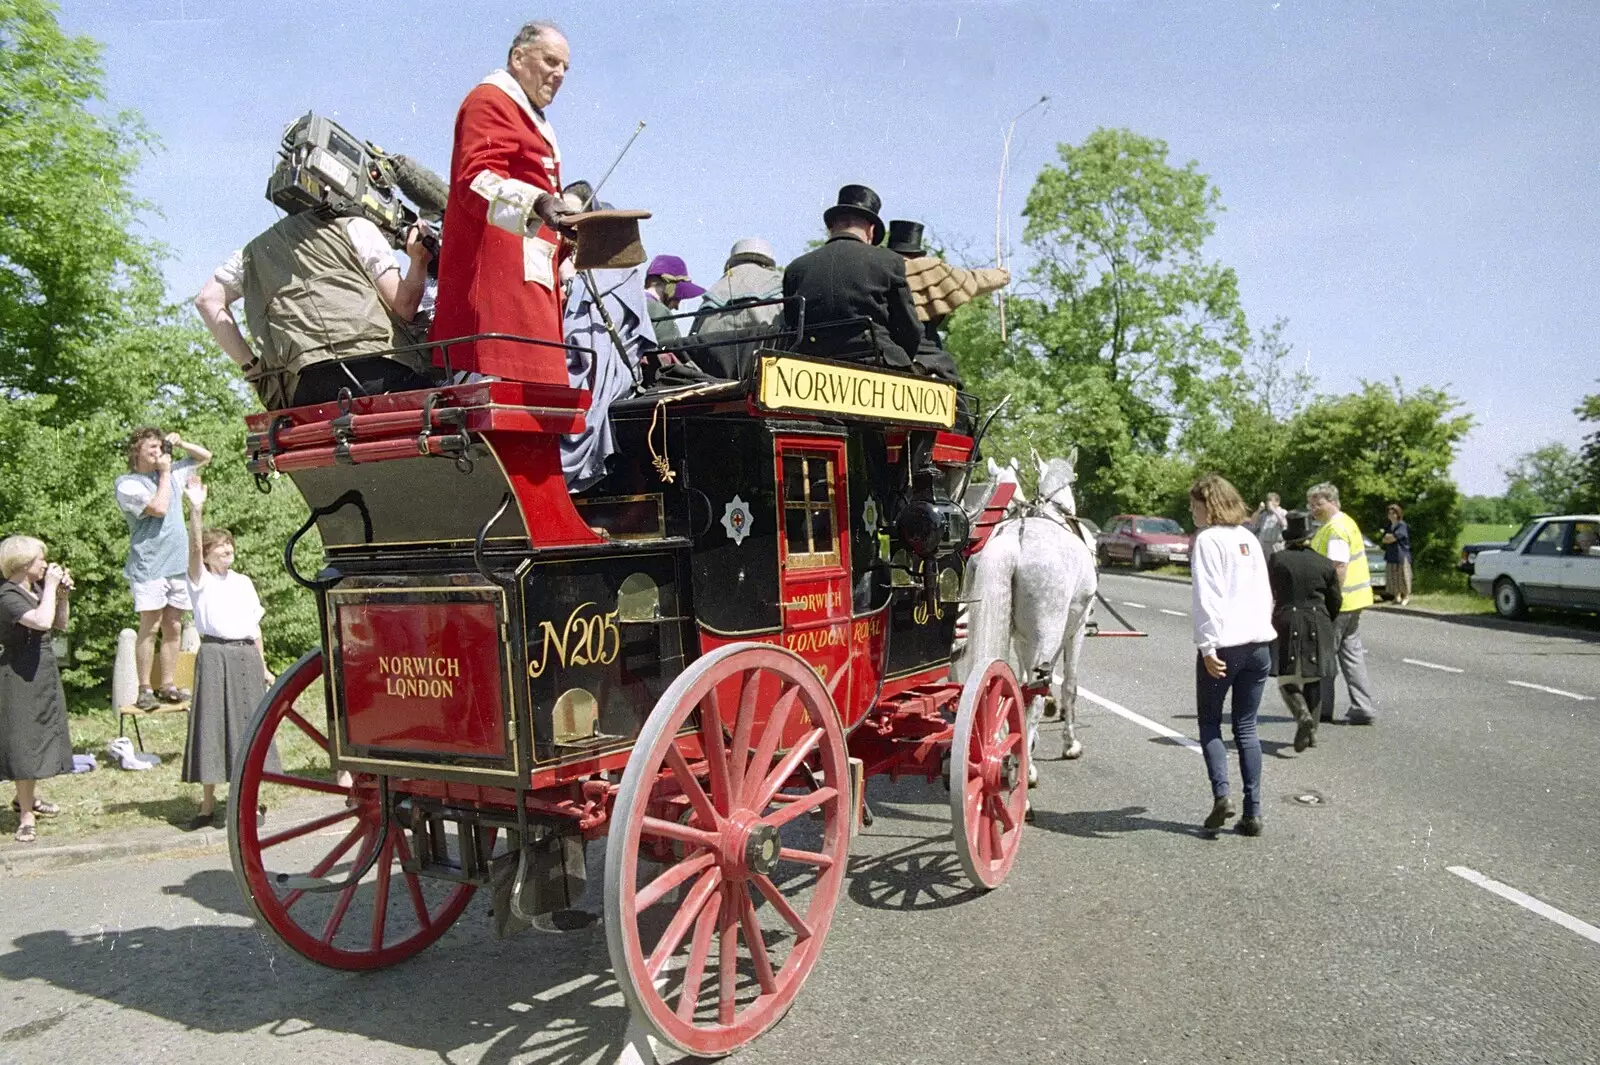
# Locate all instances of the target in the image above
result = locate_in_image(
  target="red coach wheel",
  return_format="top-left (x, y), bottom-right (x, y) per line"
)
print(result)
top-left (228, 650), bottom-right (476, 970)
top-left (950, 657), bottom-right (1029, 890)
top-left (605, 643), bottom-right (850, 1058)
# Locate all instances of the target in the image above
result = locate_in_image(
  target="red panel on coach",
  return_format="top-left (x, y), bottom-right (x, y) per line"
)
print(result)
top-left (337, 600), bottom-right (507, 758)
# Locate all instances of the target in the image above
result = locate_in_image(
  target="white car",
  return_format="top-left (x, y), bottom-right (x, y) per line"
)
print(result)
top-left (1469, 515), bottom-right (1600, 618)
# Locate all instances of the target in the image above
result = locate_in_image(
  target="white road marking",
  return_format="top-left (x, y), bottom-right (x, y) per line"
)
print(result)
top-left (1507, 680), bottom-right (1593, 702)
top-left (1078, 687), bottom-right (1202, 753)
top-left (1448, 866), bottom-right (1600, 946)
top-left (1159, 608), bottom-right (1187, 617)
top-left (1403, 658), bottom-right (1464, 674)
top-left (1121, 601), bottom-right (1148, 609)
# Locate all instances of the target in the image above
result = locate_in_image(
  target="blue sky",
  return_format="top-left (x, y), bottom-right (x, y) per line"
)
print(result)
top-left (57, 0), bottom-right (1598, 495)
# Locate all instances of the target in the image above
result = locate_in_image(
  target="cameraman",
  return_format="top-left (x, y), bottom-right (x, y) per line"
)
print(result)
top-left (114, 428), bottom-right (211, 710)
top-left (195, 211), bottom-right (436, 408)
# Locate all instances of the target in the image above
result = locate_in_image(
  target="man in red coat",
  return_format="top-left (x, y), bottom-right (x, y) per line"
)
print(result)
top-left (431, 21), bottom-right (574, 382)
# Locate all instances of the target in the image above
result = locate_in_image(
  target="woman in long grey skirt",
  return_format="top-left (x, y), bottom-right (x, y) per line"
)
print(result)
top-left (182, 481), bottom-right (279, 830)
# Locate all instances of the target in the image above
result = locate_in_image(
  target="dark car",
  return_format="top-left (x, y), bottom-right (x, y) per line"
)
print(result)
top-left (1098, 515), bottom-right (1191, 570)
top-left (1459, 539), bottom-right (1511, 575)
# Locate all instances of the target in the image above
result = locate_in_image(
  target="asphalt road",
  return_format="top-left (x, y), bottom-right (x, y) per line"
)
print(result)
top-left (2, 573), bottom-right (1597, 1064)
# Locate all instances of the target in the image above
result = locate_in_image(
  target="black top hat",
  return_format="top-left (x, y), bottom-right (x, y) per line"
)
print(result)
top-left (1284, 509), bottom-right (1313, 544)
top-left (823, 184), bottom-right (885, 245)
top-left (886, 219), bottom-right (925, 256)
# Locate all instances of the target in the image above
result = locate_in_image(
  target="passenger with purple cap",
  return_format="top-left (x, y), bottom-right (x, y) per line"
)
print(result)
top-left (643, 254), bottom-right (705, 344)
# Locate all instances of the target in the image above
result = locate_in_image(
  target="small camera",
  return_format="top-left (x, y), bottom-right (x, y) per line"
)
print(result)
top-left (160, 439), bottom-right (174, 455)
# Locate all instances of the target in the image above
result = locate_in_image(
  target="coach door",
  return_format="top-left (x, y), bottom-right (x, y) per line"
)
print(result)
top-left (774, 436), bottom-right (852, 698)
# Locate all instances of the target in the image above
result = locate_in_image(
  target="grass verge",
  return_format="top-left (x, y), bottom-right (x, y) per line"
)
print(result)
top-left (2, 691), bottom-right (327, 843)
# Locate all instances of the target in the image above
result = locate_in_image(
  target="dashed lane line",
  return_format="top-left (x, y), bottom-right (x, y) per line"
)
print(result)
top-left (1159, 608), bottom-right (1187, 617)
top-left (1448, 866), bottom-right (1600, 946)
top-left (1078, 687), bottom-right (1202, 753)
top-left (1507, 680), bottom-right (1593, 702)
top-left (1121, 601), bottom-right (1148, 609)
top-left (1403, 658), bottom-right (1464, 674)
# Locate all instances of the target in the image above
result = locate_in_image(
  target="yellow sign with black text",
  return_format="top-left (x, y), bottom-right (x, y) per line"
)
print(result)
top-left (757, 356), bottom-right (957, 428)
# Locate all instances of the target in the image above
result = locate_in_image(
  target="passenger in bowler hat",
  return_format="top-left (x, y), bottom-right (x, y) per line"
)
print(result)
top-left (781, 185), bottom-right (923, 370)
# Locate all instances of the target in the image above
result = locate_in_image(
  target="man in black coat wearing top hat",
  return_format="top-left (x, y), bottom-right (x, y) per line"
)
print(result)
top-left (885, 219), bottom-right (964, 388)
top-left (782, 185), bottom-right (924, 370)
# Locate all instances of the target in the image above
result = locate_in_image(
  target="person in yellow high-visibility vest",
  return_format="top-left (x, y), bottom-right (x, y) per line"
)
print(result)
top-left (1307, 483), bottom-right (1378, 725)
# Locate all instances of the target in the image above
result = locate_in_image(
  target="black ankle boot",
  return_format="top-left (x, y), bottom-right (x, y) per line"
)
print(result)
top-left (1238, 815), bottom-right (1263, 837)
top-left (1203, 797), bottom-right (1236, 833)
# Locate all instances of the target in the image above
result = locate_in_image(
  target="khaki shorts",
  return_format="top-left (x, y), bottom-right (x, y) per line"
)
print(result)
top-left (130, 575), bottom-right (192, 614)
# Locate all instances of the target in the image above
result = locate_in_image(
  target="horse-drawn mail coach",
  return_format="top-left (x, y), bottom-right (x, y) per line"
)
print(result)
top-left (228, 320), bottom-right (1029, 1056)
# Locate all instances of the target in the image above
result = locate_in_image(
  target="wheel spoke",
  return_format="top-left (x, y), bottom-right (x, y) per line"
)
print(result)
top-left (989, 810), bottom-right (1005, 859)
top-left (394, 830), bottom-right (433, 930)
top-left (728, 668), bottom-right (762, 799)
top-left (700, 691), bottom-right (731, 815)
top-left (778, 846), bottom-right (834, 870)
top-left (282, 819), bottom-right (367, 911)
top-left (717, 887), bottom-right (738, 1026)
top-left (737, 882), bottom-right (778, 995)
top-left (741, 685), bottom-right (801, 808)
top-left (760, 786), bottom-right (837, 831)
top-left (258, 771), bottom-right (353, 797)
top-left (636, 851), bottom-right (717, 914)
top-left (258, 807), bottom-right (357, 850)
top-left (639, 815), bottom-right (719, 850)
top-left (980, 682), bottom-right (1002, 742)
top-left (751, 873), bottom-right (813, 940)
top-left (320, 829), bottom-right (378, 945)
top-left (991, 792), bottom-right (1017, 833)
top-left (975, 807), bottom-right (993, 862)
top-left (646, 867), bottom-right (722, 980)
top-left (963, 785), bottom-right (981, 836)
top-left (675, 884), bottom-right (721, 1022)
top-left (369, 831), bottom-right (395, 949)
top-left (284, 708), bottom-right (329, 751)
top-left (999, 732), bottom-right (1023, 757)
top-left (750, 727), bottom-right (823, 812)
top-left (663, 745), bottom-right (720, 830)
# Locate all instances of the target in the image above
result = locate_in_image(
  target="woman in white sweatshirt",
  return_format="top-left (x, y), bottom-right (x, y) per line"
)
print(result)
top-left (1188, 474), bottom-right (1277, 837)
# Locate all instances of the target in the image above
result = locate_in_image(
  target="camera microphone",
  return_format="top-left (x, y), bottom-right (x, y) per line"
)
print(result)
top-left (387, 154), bottom-right (450, 221)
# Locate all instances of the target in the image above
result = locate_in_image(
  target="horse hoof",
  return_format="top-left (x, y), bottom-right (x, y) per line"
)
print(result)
top-left (1024, 801), bottom-right (1036, 824)
top-left (1062, 740), bottom-right (1084, 760)
top-left (1027, 762), bottom-right (1039, 788)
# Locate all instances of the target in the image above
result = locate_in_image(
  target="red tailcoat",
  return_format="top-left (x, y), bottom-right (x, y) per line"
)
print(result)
top-left (430, 77), bottom-right (565, 381)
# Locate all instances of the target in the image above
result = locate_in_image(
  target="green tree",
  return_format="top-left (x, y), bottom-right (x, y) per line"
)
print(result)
top-left (953, 128), bottom-right (1252, 519)
top-left (1575, 386), bottom-right (1600, 513)
top-left (1501, 442), bottom-right (1584, 520)
top-left (0, 1), bottom-right (319, 694)
top-left (1276, 381), bottom-right (1472, 572)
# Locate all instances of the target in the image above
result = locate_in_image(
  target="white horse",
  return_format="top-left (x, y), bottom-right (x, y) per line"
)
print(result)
top-left (957, 450), bottom-right (1098, 765)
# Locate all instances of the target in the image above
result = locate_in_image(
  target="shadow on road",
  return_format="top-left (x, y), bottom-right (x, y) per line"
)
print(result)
top-left (1027, 805), bottom-right (1201, 841)
top-left (0, 899), bottom-right (686, 1064)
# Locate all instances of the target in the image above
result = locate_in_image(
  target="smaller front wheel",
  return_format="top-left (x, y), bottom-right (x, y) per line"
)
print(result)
top-left (1493, 578), bottom-right (1527, 619)
top-left (950, 658), bottom-right (1028, 890)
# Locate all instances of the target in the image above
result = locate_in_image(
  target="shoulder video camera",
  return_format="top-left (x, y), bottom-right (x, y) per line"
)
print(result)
top-left (265, 112), bottom-right (443, 267)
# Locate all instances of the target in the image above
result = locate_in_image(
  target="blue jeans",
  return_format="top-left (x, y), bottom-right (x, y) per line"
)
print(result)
top-left (1195, 642), bottom-right (1271, 817)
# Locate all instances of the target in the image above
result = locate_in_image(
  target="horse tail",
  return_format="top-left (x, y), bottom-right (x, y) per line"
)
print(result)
top-left (956, 523), bottom-right (1016, 682)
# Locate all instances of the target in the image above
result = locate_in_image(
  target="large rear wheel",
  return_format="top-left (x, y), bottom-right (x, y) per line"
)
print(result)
top-left (228, 650), bottom-right (476, 970)
top-left (605, 643), bottom-right (850, 1058)
top-left (950, 657), bottom-right (1029, 890)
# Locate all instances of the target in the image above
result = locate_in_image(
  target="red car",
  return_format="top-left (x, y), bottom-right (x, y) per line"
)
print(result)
top-left (1098, 514), bottom-right (1192, 569)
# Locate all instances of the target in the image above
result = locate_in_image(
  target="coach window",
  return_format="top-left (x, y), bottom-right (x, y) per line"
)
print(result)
top-left (781, 452), bottom-right (839, 568)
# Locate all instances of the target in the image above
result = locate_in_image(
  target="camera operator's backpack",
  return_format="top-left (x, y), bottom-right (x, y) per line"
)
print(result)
top-left (239, 212), bottom-right (426, 410)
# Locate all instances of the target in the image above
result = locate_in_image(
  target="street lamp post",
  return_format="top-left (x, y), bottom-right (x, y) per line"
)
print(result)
top-left (995, 95), bottom-right (1048, 342)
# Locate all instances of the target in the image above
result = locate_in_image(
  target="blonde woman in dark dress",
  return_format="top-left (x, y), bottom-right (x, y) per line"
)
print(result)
top-left (0, 536), bottom-right (75, 843)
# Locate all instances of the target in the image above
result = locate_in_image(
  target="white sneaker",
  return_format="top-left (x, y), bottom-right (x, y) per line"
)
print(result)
top-left (106, 736), bottom-right (160, 771)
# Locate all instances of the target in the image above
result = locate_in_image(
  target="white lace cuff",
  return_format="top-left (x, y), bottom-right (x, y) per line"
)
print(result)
top-left (470, 170), bottom-right (543, 236)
